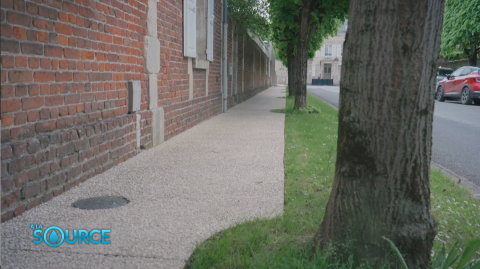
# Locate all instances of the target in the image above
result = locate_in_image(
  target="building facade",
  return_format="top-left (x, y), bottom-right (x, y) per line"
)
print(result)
top-left (0, 0), bottom-right (275, 222)
top-left (307, 20), bottom-right (348, 85)
top-left (275, 60), bottom-right (288, 85)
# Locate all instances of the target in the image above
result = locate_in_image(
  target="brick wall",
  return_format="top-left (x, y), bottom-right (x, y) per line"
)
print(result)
top-left (1, 0), bottom-right (273, 222)
top-left (0, 0), bottom-right (151, 222)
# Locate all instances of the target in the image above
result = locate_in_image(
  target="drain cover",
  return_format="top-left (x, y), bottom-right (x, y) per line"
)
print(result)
top-left (72, 196), bottom-right (129, 210)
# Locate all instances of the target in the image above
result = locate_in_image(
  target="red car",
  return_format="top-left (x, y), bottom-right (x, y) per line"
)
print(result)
top-left (436, 66), bottom-right (480, 105)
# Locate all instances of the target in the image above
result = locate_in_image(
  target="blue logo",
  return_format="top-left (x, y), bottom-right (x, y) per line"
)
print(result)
top-left (31, 224), bottom-right (110, 247)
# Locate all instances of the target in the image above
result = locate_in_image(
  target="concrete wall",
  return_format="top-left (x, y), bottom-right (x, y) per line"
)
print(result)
top-left (0, 0), bottom-right (273, 222)
top-left (437, 58), bottom-right (480, 70)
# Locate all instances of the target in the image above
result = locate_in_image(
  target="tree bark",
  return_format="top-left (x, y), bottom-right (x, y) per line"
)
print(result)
top-left (293, 0), bottom-right (313, 110)
top-left (313, 0), bottom-right (445, 268)
top-left (468, 47), bottom-right (477, 66)
top-left (287, 43), bottom-right (295, 97)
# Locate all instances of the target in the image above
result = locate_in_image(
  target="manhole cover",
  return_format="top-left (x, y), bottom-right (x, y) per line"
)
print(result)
top-left (72, 196), bottom-right (129, 210)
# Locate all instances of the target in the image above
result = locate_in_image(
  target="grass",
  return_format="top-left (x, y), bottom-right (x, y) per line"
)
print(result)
top-left (186, 92), bottom-right (480, 268)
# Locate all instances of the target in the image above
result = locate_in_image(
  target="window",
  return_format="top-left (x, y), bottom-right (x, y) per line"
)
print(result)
top-left (325, 45), bottom-right (332, 56)
top-left (450, 68), bottom-right (463, 77)
top-left (184, 0), bottom-right (214, 61)
top-left (460, 68), bottom-right (472, 76)
top-left (312, 62), bottom-right (316, 76)
top-left (340, 45), bottom-right (343, 56)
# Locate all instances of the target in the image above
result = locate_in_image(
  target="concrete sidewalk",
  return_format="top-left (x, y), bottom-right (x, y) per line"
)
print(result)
top-left (1, 86), bottom-right (286, 268)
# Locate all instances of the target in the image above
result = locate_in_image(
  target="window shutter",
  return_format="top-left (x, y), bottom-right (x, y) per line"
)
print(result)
top-left (184, 0), bottom-right (197, 58)
top-left (207, 0), bottom-right (214, 61)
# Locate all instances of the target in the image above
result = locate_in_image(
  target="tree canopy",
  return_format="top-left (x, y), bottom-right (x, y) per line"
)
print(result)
top-left (441, 0), bottom-right (480, 65)
top-left (270, 0), bottom-right (347, 67)
top-left (228, 0), bottom-right (271, 40)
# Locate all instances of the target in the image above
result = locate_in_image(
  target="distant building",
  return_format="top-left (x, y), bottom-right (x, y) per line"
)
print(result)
top-left (307, 20), bottom-right (348, 85)
top-left (275, 60), bottom-right (288, 85)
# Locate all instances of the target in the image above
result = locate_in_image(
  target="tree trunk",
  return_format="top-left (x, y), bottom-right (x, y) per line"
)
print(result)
top-left (313, 0), bottom-right (445, 268)
top-left (293, 0), bottom-right (313, 110)
top-left (468, 46), bottom-right (477, 66)
top-left (287, 43), bottom-right (295, 97)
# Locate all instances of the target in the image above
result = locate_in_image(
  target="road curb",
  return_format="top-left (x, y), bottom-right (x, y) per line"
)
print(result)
top-left (431, 162), bottom-right (480, 200)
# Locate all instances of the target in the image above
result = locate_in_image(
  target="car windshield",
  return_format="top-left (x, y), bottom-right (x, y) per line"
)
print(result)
top-left (437, 69), bottom-right (453, 76)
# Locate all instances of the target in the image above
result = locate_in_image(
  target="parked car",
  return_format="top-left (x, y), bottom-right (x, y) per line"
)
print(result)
top-left (436, 67), bottom-right (453, 85)
top-left (436, 66), bottom-right (480, 105)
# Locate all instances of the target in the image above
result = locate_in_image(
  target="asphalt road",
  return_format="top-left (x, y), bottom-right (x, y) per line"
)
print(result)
top-left (308, 85), bottom-right (480, 188)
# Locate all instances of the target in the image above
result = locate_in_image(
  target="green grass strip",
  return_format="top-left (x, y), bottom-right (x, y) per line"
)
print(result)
top-left (186, 92), bottom-right (480, 268)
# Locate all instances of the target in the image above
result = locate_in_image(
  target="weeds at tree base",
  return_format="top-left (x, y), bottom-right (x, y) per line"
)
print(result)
top-left (185, 92), bottom-right (480, 269)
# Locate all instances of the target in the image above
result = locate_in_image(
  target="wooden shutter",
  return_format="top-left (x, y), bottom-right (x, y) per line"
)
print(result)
top-left (206, 0), bottom-right (214, 61)
top-left (184, 0), bottom-right (197, 58)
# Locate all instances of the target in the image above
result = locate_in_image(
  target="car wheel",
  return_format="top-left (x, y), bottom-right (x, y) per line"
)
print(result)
top-left (436, 86), bottom-right (445, 101)
top-left (461, 87), bottom-right (473, 105)
top-left (473, 99), bottom-right (480, 105)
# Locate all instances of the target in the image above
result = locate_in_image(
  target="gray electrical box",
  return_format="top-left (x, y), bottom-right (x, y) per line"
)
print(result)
top-left (128, 81), bottom-right (141, 113)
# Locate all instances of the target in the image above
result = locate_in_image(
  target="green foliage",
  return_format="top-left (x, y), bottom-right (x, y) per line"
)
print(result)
top-left (384, 237), bottom-right (480, 269)
top-left (228, 0), bottom-right (271, 40)
top-left (441, 0), bottom-right (480, 60)
top-left (269, 0), bottom-right (348, 66)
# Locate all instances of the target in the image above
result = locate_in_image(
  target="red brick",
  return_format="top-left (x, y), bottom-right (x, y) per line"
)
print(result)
top-left (1, 70), bottom-right (6, 82)
top-left (1, 24), bottom-right (13, 38)
top-left (74, 72), bottom-right (88, 81)
top-left (2, 55), bottom-right (15, 68)
top-left (58, 35), bottom-right (68, 45)
top-left (28, 84), bottom-right (39, 96)
top-left (1, 0), bottom-right (13, 9)
top-left (15, 56), bottom-right (27, 68)
top-left (28, 110), bottom-right (39, 122)
top-left (22, 97), bottom-right (44, 110)
top-left (45, 95), bottom-right (63, 106)
top-left (26, 29), bottom-right (37, 41)
top-left (14, 204), bottom-right (26, 217)
top-left (1, 39), bottom-right (19, 53)
top-left (12, 26), bottom-right (26, 40)
top-left (56, 72), bottom-right (72, 82)
top-left (39, 108), bottom-right (50, 119)
top-left (15, 85), bottom-right (27, 97)
top-left (34, 71), bottom-right (55, 82)
top-left (33, 18), bottom-right (54, 30)
top-left (21, 42), bottom-right (43, 55)
top-left (14, 111), bottom-right (27, 124)
top-left (59, 59), bottom-right (68, 69)
top-left (64, 48), bottom-right (81, 59)
top-left (64, 94), bottom-right (80, 105)
top-left (1, 114), bottom-right (14, 126)
top-left (35, 120), bottom-right (56, 132)
top-left (1, 190), bottom-right (19, 209)
top-left (28, 57), bottom-right (40, 69)
top-left (63, 1), bottom-right (78, 13)
top-left (26, 2), bottom-right (38, 15)
top-left (45, 45), bottom-right (63, 58)
top-left (38, 31), bottom-right (49, 42)
top-left (9, 70), bottom-right (33, 82)
top-left (40, 58), bottom-right (50, 69)
top-left (55, 22), bottom-right (72, 35)
top-left (13, 0), bottom-right (25, 11)
top-left (7, 11), bottom-right (30, 27)
top-left (81, 50), bottom-right (95, 60)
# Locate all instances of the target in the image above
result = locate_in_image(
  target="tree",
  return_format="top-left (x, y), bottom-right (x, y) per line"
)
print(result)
top-left (441, 0), bottom-right (480, 66)
top-left (269, 0), bottom-right (347, 107)
top-left (228, 0), bottom-right (271, 41)
top-left (313, 0), bottom-right (445, 268)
